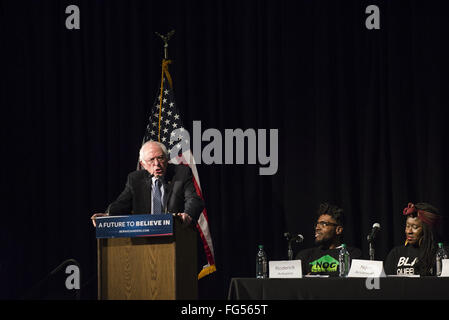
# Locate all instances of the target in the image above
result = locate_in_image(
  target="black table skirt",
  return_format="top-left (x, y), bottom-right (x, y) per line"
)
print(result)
top-left (228, 277), bottom-right (449, 300)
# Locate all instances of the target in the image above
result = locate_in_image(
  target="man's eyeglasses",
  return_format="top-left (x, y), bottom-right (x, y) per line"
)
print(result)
top-left (314, 221), bottom-right (339, 228)
top-left (142, 155), bottom-right (166, 164)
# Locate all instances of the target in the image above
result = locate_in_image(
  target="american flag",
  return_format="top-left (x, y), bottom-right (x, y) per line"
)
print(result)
top-left (142, 60), bottom-right (216, 279)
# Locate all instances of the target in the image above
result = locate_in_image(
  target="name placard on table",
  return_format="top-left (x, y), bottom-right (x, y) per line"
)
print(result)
top-left (347, 259), bottom-right (386, 278)
top-left (269, 260), bottom-right (303, 278)
top-left (95, 214), bottom-right (173, 238)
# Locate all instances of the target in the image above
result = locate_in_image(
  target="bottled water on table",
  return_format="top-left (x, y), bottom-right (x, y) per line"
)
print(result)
top-left (436, 242), bottom-right (448, 276)
top-left (256, 245), bottom-right (268, 279)
top-left (339, 243), bottom-right (350, 277)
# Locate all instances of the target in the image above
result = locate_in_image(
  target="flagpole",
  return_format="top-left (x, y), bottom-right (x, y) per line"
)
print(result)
top-left (156, 30), bottom-right (175, 60)
top-left (155, 30), bottom-right (175, 142)
top-left (141, 32), bottom-right (216, 278)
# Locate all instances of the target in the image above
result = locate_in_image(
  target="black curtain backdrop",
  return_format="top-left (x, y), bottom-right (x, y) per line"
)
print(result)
top-left (1, 0), bottom-right (449, 299)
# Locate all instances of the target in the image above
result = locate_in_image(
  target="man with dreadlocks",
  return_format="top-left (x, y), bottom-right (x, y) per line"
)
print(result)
top-left (385, 202), bottom-right (443, 276)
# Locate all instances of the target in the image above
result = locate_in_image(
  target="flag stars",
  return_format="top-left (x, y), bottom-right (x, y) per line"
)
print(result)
top-left (145, 79), bottom-right (185, 154)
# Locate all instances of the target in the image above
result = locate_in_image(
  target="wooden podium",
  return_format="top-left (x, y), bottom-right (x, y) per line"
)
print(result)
top-left (97, 217), bottom-right (197, 300)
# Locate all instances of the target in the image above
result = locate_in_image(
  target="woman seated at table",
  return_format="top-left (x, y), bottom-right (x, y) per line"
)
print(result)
top-left (385, 202), bottom-right (442, 276)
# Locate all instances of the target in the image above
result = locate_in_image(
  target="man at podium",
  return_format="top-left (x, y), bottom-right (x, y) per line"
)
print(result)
top-left (91, 141), bottom-right (204, 226)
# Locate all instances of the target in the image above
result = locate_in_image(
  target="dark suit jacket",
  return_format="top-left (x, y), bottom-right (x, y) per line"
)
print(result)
top-left (107, 164), bottom-right (204, 223)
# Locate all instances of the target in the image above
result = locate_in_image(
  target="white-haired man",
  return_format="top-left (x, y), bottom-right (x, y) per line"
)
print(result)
top-left (91, 141), bottom-right (204, 226)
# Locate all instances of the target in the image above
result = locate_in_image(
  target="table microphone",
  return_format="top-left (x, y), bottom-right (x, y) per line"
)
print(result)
top-left (367, 223), bottom-right (380, 260)
top-left (294, 234), bottom-right (304, 243)
top-left (367, 223), bottom-right (381, 242)
top-left (285, 233), bottom-right (304, 260)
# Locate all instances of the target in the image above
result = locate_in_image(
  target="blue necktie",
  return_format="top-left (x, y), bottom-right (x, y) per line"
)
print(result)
top-left (153, 179), bottom-right (162, 214)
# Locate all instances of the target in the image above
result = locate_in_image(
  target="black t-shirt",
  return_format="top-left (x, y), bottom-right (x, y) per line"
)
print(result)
top-left (295, 245), bottom-right (362, 277)
top-left (384, 245), bottom-right (426, 276)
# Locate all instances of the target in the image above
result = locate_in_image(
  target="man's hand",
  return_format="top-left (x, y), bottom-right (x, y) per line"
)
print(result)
top-left (177, 213), bottom-right (193, 226)
top-left (91, 213), bottom-right (109, 227)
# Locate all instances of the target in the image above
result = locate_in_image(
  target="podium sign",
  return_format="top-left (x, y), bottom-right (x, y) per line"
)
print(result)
top-left (95, 214), bottom-right (173, 239)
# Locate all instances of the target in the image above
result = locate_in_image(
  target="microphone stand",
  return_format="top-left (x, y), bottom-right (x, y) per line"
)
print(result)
top-left (288, 240), bottom-right (294, 261)
top-left (367, 235), bottom-right (375, 261)
top-left (284, 233), bottom-right (293, 260)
